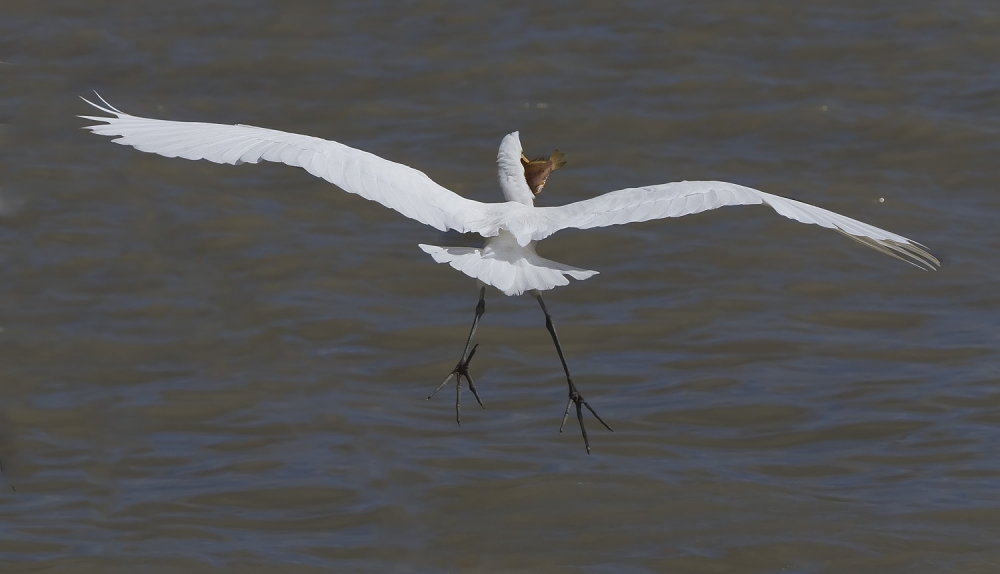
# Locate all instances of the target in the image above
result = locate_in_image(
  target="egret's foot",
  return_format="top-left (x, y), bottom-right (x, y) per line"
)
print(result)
top-left (427, 344), bottom-right (484, 426)
top-left (559, 378), bottom-right (613, 454)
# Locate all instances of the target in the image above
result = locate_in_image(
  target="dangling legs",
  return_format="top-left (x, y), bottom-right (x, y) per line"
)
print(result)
top-left (532, 290), bottom-right (613, 454)
top-left (427, 285), bottom-right (486, 425)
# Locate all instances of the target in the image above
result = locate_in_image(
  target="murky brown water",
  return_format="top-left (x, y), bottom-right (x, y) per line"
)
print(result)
top-left (2, 1), bottom-right (999, 572)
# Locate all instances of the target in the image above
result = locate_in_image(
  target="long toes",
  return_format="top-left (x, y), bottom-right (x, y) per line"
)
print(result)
top-left (575, 400), bottom-right (592, 454)
top-left (427, 372), bottom-right (456, 400)
top-left (558, 397), bottom-right (573, 433)
top-left (455, 377), bottom-right (463, 426)
top-left (581, 400), bottom-right (614, 432)
top-left (467, 378), bottom-right (485, 409)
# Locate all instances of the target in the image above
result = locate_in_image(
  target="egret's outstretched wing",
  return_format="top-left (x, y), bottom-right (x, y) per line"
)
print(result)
top-left (79, 95), bottom-right (495, 235)
top-left (531, 181), bottom-right (938, 269)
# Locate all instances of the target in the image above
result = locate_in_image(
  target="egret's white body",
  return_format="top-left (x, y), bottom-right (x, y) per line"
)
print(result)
top-left (80, 95), bottom-right (938, 452)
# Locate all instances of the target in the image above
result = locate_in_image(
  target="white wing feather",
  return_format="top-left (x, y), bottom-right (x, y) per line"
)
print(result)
top-left (79, 96), bottom-right (937, 272)
top-left (530, 181), bottom-right (938, 269)
top-left (78, 95), bottom-right (496, 236)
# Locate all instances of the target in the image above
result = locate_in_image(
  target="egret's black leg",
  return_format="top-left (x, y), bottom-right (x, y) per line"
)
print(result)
top-left (532, 290), bottom-right (613, 454)
top-left (427, 286), bottom-right (486, 425)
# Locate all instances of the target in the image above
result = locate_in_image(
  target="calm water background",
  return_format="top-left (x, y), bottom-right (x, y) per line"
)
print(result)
top-left (1, 1), bottom-right (999, 572)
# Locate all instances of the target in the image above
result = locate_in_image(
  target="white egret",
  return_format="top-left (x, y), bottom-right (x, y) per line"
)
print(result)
top-left (80, 95), bottom-right (938, 453)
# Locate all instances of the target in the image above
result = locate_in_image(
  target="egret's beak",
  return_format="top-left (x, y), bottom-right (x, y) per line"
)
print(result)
top-left (521, 149), bottom-right (566, 196)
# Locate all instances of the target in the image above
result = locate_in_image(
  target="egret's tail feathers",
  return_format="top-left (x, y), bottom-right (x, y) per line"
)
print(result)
top-left (418, 244), bottom-right (598, 296)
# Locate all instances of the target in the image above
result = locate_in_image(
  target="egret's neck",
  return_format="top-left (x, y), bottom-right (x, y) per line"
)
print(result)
top-left (497, 132), bottom-right (535, 206)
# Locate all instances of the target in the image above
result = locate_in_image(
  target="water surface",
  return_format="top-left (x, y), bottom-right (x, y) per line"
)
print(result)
top-left (1, 1), bottom-right (999, 572)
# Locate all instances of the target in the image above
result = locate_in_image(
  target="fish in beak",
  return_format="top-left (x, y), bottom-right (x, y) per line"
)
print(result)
top-left (521, 149), bottom-right (566, 196)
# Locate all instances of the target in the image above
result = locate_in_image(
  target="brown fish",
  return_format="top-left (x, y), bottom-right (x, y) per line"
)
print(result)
top-left (520, 149), bottom-right (566, 195)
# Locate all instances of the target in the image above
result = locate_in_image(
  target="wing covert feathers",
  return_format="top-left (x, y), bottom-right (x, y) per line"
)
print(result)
top-left (533, 181), bottom-right (938, 270)
top-left (79, 95), bottom-right (492, 236)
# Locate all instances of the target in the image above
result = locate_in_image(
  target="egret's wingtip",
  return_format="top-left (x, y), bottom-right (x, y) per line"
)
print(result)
top-left (79, 92), bottom-right (125, 116)
top-left (94, 91), bottom-right (124, 113)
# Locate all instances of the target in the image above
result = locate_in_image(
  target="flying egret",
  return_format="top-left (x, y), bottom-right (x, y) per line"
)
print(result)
top-left (80, 95), bottom-right (939, 453)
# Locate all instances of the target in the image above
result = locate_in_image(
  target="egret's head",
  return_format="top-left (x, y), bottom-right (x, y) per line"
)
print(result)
top-left (520, 149), bottom-right (566, 196)
top-left (497, 132), bottom-right (567, 205)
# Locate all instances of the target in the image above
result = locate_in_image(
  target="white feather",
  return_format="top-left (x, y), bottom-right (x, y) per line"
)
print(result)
top-left (418, 232), bottom-right (598, 296)
top-left (81, 95), bottom-right (938, 299)
top-left (79, 95), bottom-right (495, 237)
top-left (496, 132), bottom-right (534, 205)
